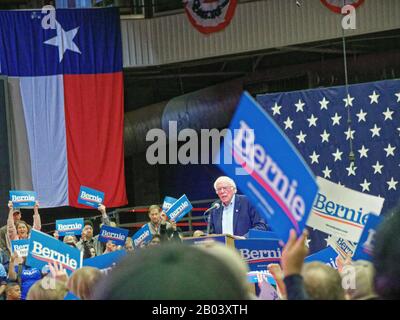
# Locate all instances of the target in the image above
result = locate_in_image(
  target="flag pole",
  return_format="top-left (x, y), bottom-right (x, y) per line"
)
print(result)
top-left (342, 0), bottom-right (355, 165)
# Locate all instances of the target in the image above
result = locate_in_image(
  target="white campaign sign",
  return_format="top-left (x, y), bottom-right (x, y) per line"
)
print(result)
top-left (306, 177), bottom-right (385, 242)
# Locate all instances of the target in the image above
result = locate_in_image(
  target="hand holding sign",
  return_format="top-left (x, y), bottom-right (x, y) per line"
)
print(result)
top-left (267, 264), bottom-right (287, 300)
top-left (77, 186), bottom-right (104, 209)
top-left (9, 190), bottom-right (37, 208)
top-left (281, 229), bottom-right (309, 277)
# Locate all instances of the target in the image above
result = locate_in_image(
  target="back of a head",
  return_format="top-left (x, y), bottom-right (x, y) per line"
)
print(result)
top-left (93, 243), bottom-right (251, 300)
top-left (345, 260), bottom-right (377, 300)
top-left (67, 267), bottom-right (103, 300)
top-left (27, 276), bottom-right (68, 300)
top-left (302, 262), bottom-right (345, 300)
top-left (373, 208), bottom-right (400, 299)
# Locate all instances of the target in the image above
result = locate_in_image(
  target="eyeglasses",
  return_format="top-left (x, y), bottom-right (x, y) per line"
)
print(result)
top-left (215, 186), bottom-right (233, 193)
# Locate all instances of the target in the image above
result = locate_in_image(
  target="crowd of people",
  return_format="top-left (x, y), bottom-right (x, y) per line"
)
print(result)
top-left (0, 176), bottom-right (399, 300)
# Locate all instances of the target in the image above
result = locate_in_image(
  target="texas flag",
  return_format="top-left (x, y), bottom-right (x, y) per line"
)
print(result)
top-left (0, 8), bottom-right (127, 208)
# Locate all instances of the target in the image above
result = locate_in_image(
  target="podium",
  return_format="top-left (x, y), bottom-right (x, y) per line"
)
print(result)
top-left (182, 234), bottom-right (237, 248)
top-left (183, 234), bottom-right (278, 296)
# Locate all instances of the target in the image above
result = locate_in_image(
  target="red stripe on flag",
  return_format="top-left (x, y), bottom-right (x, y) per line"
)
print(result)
top-left (63, 72), bottom-right (127, 208)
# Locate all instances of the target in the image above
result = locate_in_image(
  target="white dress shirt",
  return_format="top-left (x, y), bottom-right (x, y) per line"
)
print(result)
top-left (221, 195), bottom-right (235, 235)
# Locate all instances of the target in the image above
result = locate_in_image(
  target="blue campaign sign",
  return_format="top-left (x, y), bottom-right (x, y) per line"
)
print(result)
top-left (11, 239), bottom-right (30, 257)
top-left (83, 250), bottom-right (127, 272)
top-left (216, 92), bottom-right (318, 242)
top-left (165, 194), bottom-right (193, 223)
top-left (235, 239), bottom-right (282, 272)
top-left (56, 218), bottom-right (84, 236)
top-left (77, 186), bottom-right (104, 208)
top-left (304, 247), bottom-right (338, 269)
top-left (353, 213), bottom-right (383, 261)
top-left (132, 224), bottom-right (152, 248)
top-left (26, 229), bottom-right (83, 275)
top-left (248, 229), bottom-right (280, 240)
top-left (247, 271), bottom-right (277, 286)
top-left (162, 196), bottom-right (177, 213)
top-left (98, 225), bottom-right (129, 246)
top-left (9, 190), bottom-right (36, 208)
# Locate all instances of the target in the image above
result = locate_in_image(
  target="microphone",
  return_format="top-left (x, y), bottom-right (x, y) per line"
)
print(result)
top-left (206, 202), bottom-right (220, 235)
top-left (204, 202), bottom-right (220, 214)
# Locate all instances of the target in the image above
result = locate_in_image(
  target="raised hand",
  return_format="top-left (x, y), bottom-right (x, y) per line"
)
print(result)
top-left (281, 229), bottom-right (309, 277)
top-left (98, 204), bottom-right (106, 215)
top-left (48, 260), bottom-right (68, 284)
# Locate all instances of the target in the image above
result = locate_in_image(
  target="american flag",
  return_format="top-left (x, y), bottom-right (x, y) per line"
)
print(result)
top-left (256, 79), bottom-right (400, 253)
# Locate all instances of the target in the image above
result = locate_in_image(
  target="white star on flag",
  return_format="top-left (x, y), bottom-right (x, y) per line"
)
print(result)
top-left (283, 117), bottom-right (294, 130)
top-left (372, 161), bottom-right (384, 174)
top-left (344, 127), bottom-right (355, 140)
top-left (307, 114), bottom-right (318, 127)
top-left (356, 109), bottom-right (367, 122)
top-left (295, 99), bottom-right (305, 112)
top-left (382, 108), bottom-right (394, 121)
top-left (358, 145), bottom-right (369, 158)
top-left (346, 162), bottom-right (357, 176)
top-left (360, 179), bottom-right (371, 192)
top-left (395, 92), bottom-right (400, 103)
top-left (387, 177), bottom-right (398, 191)
top-left (331, 113), bottom-right (342, 126)
top-left (271, 103), bottom-right (282, 116)
top-left (332, 148), bottom-right (343, 162)
top-left (322, 166), bottom-right (332, 179)
top-left (343, 93), bottom-right (355, 107)
top-left (320, 130), bottom-right (330, 143)
top-left (44, 21), bottom-right (81, 63)
top-left (370, 124), bottom-right (381, 138)
top-left (384, 144), bottom-right (396, 157)
top-left (309, 151), bottom-right (320, 164)
top-left (296, 131), bottom-right (307, 144)
top-left (319, 97), bottom-right (330, 110)
top-left (369, 90), bottom-right (380, 104)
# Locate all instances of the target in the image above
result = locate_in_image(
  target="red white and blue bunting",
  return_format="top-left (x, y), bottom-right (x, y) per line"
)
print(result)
top-left (183, 0), bottom-right (238, 34)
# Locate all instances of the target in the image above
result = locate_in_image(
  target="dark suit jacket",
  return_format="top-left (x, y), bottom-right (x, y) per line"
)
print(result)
top-left (209, 194), bottom-right (268, 236)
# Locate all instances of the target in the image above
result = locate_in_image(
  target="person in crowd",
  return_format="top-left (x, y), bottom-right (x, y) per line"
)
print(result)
top-left (147, 234), bottom-right (162, 247)
top-left (197, 241), bottom-right (255, 299)
top-left (192, 230), bottom-right (206, 237)
top-left (281, 229), bottom-right (345, 300)
top-left (0, 262), bottom-right (6, 300)
top-left (63, 235), bottom-right (78, 248)
top-left (26, 276), bottom-right (68, 300)
top-left (7, 251), bottom-right (42, 300)
top-left (0, 248), bottom-right (8, 271)
top-left (373, 205), bottom-right (400, 299)
top-left (302, 262), bottom-right (345, 300)
top-left (146, 205), bottom-right (181, 243)
top-left (7, 201), bottom-right (40, 244)
top-left (103, 240), bottom-right (118, 254)
top-left (336, 256), bottom-right (378, 300)
top-left (5, 282), bottom-right (21, 300)
top-left (92, 243), bottom-right (252, 300)
top-left (280, 229), bottom-right (310, 300)
top-left (67, 267), bottom-right (103, 300)
top-left (208, 176), bottom-right (268, 237)
top-left (267, 263), bottom-right (287, 299)
top-left (0, 207), bottom-right (22, 256)
top-left (124, 237), bottom-right (134, 252)
top-left (76, 204), bottom-right (111, 257)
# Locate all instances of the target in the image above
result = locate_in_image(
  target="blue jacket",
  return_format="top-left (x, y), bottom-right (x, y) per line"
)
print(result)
top-left (209, 194), bottom-right (268, 236)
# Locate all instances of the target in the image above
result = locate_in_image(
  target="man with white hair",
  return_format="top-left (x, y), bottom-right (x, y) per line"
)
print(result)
top-left (208, 176), bottom-right (268, 237)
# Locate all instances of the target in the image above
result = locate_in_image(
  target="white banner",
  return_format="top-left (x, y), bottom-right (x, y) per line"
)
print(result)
top-left (306, 177), bottom-right (384, 242)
